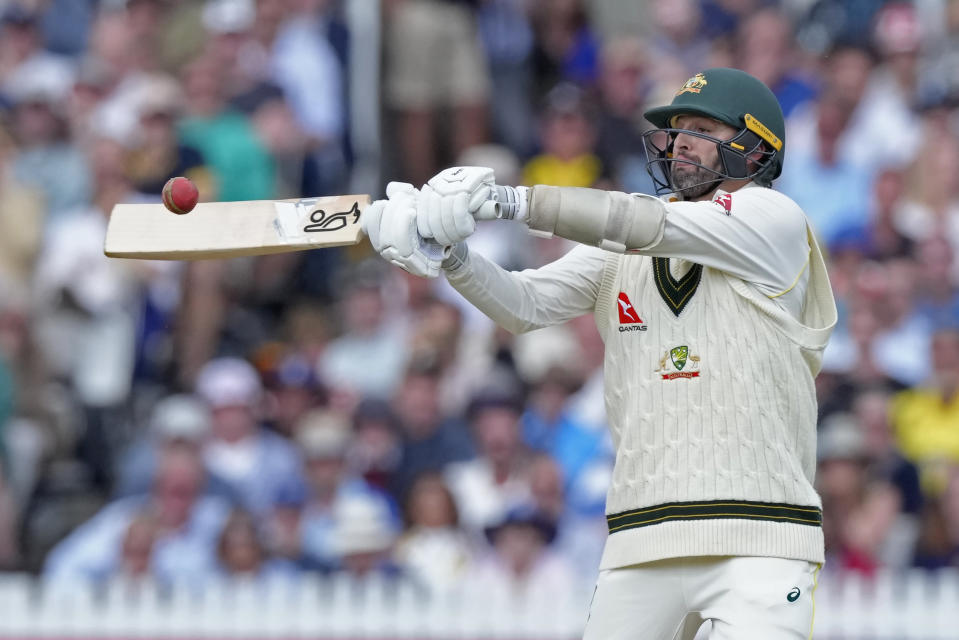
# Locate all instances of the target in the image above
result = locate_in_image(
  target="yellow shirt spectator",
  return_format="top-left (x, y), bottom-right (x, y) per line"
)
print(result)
top-left (891, 329), bottom-right (959, 494)
top-left (522, 154), bottom-right (602, 188)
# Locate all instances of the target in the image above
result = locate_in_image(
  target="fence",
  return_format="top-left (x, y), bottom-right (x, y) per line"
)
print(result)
top-left (0, 569), bottom-right (956, 639)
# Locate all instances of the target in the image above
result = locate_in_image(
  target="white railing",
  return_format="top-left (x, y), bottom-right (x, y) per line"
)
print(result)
top-left (0, 570), bottom-right (956, 638)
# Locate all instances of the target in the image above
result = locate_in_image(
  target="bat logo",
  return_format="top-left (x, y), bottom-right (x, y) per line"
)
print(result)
top-left (303, 201), bottom-right (361, 233)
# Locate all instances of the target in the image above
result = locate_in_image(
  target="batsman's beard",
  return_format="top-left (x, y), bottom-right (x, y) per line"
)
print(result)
top-left (670, 160), bottom-right (723, 199)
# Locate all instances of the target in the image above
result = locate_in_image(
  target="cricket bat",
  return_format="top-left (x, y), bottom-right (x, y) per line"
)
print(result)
top-left (104, 195), bottom-right (370, 260)
top-left (104, 188), bottom-right (517, 260)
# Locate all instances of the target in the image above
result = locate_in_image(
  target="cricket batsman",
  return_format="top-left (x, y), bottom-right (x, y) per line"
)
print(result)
top-left (364, 68), bottom-right (837, 639)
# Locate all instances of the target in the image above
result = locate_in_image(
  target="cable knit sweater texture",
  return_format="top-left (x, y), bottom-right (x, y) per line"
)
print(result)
top-left (594, 227), bottom-right (835, 568)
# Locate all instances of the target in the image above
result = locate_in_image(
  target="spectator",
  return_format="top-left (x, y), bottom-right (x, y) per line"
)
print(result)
top-left (593, 36), bottom-right (655, 194)
top-left (520, 366), bottom-right (606, 512)
top-left (44, 447), bottom-right (230, 585)
top-left (529, 0), bottom-right (600, 93)
top-left (445, 391), bottom-right (532, 533)
top-left (871, 3), bottom-right (924, 120)
top-left (391, 360), bottom-right (473, 497)
top-left (817, 412), bottom-right (898, 576)
top-left (777, 90), bottom-right (874, 247)
top-left (913, 237), bottom-right (959, 328)
top-left (468, 505), bottom-right (577, 602)
top-left (0, 118), bottom-right (44, 303)
top-left (347, 398), bottom-right (403, 496)
top-left (199, 0), bottom-right (263, 99)
top-left (195, 357), bottom-right (302, 516)
top-left (39, 0), bottom-right (97, 58)
top-left (0, 5), bottom-right (75, 105)
top-left (216, 508), bottom-right (296, 579)
top-left (260, 351), bottom-right (326, 440)
top-left (856, 389), bottom-right (923, 518)
top-left (384, 0), bottom-right (489, 186)
top-left (295, 408), bottom-right (395, 569)
top-left (477, 0), bottom-right (537, 156)
top-left (868, 258), bottom-right (933, 386)
top-left (125, 74), bottom-right (212, 198)
top-left (116, 512), bottom-right (159, 581)
top-left (894, 128), bottom-right (959, 271)
top-left (866, 167), bottom-right (913, 262)
top-left (318, 267), bottom-right (409, 401)
top-left (522, 83), bottom-right (602, 188)
top-left (407, 297), bottom-right (489, 416)
top-left (31, 133), bottom-right (151, 486)
top-left (269, 0), bottom-right (346, 194)
top-left (891, 328), bottom-right (959, 494)
top-left (820, 263), bottom-right (907, 393)
top-left (177, 52), bottom-right (275, 202)
top-left (327, 491), bottom-right (401, 578)
top-left (734, 6), bottom-right (817, 118)
top-left (646, 0), bottom-right (711, 77)
top-left (262, 479), bottom-right (307, 566)
top-left (394, 472), bottom-right (474, 592)
top-left (6, 63), bottom-right (91, 220)
top-left (526, 453), bottom-right (605, 584)
top-left (789, 42), bottom-right (920, 173)
top-left (114, 394), bottom-right (224, 499)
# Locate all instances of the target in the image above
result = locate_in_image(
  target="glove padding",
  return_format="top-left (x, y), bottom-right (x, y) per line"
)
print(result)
top-left (363, 182), bottom-right (449, 278)
top-left (417, 166), bottom-right (496, 246)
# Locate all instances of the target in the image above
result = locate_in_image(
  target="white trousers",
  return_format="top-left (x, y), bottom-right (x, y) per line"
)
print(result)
top-left (583, 556), bottom-right (821, 640)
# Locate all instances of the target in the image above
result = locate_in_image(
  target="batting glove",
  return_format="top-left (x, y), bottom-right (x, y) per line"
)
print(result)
top-left (363, 182), bottom-right (449, 278)
top-left (416, 166), bottom-right (504, 246)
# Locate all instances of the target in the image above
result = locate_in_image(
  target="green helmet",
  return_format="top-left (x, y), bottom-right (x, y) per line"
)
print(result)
top-left (642, 68), bottom-right (786, 193)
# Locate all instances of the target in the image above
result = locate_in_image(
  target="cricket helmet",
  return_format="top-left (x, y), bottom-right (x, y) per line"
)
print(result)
top-left (642, 68), bottom-right (786, 194)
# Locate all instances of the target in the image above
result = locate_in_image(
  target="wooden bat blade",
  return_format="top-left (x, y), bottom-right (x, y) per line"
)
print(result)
top-left (104, 194), bottom-right (369, 260)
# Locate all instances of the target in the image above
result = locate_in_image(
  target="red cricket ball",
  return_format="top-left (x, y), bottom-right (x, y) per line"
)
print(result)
top-left (162, 176), bottom-right (199, 214)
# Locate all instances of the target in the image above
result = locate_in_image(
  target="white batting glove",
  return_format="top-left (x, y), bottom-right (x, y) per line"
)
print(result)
top-left (362, 182), bottom-right (448, 278)
top-left (416, 166), bottom-right (499, 246)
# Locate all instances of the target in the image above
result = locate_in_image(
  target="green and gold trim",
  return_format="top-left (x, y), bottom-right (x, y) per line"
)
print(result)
top-left (608, 499), bottom-right (823, 534)
top-left (653, 257), bottom-right (702, 317)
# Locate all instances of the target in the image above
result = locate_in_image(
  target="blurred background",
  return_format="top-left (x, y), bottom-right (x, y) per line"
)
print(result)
top-left (0, 0), bottom-right (957, 637)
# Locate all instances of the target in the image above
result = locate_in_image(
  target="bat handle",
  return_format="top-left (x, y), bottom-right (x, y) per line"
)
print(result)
top-left (477, 199), bottom-right (499, 220)
top-left (476, 185), bottom-right (525, 221)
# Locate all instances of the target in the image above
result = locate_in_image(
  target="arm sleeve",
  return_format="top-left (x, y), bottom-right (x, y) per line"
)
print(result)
top-left (443, 243), bottom-right (606, 334)
top-left (632, 188), bottom-right (811, 296)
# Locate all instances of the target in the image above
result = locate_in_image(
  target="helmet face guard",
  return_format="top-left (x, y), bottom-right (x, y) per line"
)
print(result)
top-left (642, 126), bottom-right (778, 196)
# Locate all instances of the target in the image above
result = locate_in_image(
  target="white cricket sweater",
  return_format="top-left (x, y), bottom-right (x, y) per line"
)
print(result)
top-left (444, 185), bottom-right (837, 567)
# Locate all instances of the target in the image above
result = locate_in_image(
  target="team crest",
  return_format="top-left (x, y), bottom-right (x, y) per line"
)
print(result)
top-left (677, 73), bottom-right (707, 96)
top-left (671, 346), bottom-right (688, 370)
top-left (656, 346), bottom-right (701, 380)
top-left (712, 191), bottom-right (732, 214)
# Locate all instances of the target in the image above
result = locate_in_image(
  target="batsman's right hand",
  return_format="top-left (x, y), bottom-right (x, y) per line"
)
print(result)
top-left (363, 182), bottom-right (449, 278)
top-left (416, 166), bottom-right (499, 246)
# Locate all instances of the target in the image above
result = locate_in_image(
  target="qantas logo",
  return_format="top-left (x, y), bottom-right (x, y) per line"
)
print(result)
top-left (617, 293), bottom-right (647, 332)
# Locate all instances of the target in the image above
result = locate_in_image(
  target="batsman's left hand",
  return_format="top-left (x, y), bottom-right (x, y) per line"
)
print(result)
top-left (363, 182), bottom-right (449, 278)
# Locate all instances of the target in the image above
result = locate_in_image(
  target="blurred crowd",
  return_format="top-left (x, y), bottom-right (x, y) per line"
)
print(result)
top-left (0, 0), bottom-right (957, 596)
